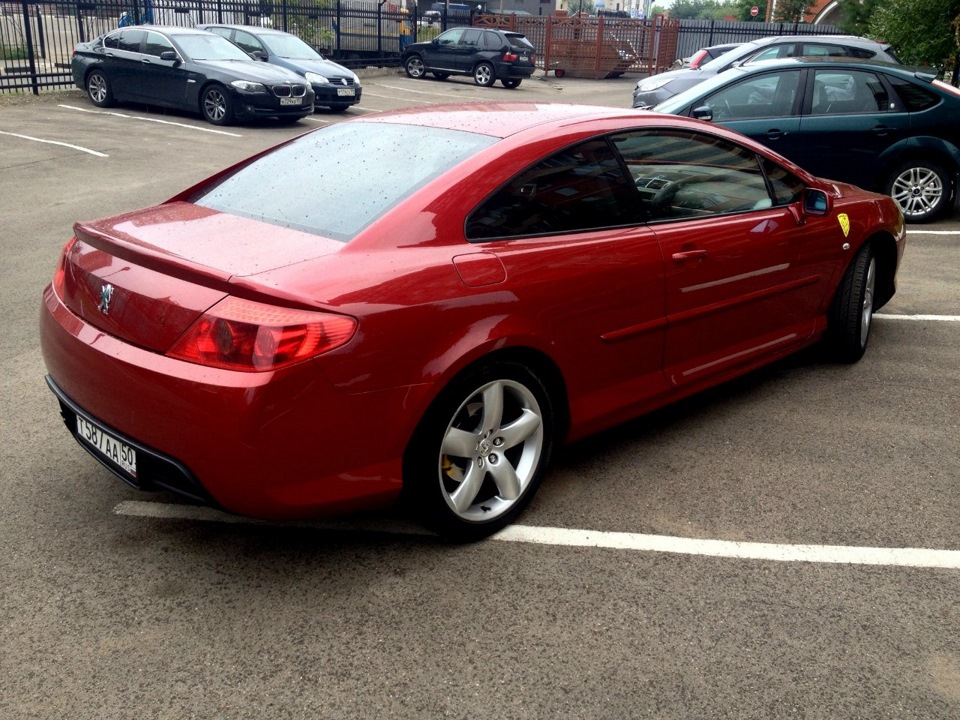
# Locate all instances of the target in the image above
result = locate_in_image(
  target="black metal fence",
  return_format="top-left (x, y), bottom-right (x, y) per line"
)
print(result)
top-left (0, 0), bottom-right (842, 95)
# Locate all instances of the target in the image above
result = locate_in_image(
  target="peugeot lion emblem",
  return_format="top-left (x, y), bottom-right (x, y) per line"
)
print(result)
top-left (99, 284), bottom-right (114, 315)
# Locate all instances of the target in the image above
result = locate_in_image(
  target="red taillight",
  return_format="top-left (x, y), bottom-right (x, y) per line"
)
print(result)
top-left (168, 296), bottom-right (357, 372)
top-left (53, 237), bottom-right (77, 299)
top-left (503, 51), bottom-right (518, 62)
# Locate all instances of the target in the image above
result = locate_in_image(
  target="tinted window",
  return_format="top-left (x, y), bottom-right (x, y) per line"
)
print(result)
top-left (194, 123), bottom-right (496, 242)
top-left (701, 70), bottom-right (801, 120)
top-left (436, 28), bottom-right (465, 46)
top-left (801, 43), bottom-right (853, 57)
top-left (466, 139), bottom-right (637, 240)
top-left (461, 29), bottom-right (481, 47)
top-left (810, 69), bottom-right (889, 114)
top-left (144, 31), bottom-right (174, 57)
top-left (761, 158), bottom-right (805, 206)
top-left (103, 32), bottom-right (121, 50)
top-left (612, 130), bottom-right (773, 221)
top-left (481, 31), bottom-right (501, 49)
top-left (117, 29), bottom-right (145, 52)
top-left (888, 75), bottom-right (940, 111)
top-left (507, 34), bottom-right (534, 51)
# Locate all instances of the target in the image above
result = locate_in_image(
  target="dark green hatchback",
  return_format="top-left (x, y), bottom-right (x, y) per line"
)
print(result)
top-left (654, 57), bottom-right (960, 223)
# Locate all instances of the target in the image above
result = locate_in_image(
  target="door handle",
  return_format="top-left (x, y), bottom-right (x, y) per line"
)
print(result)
top-left (765, 129), bottom-right (786, 140)
top-left (671, 249), bottom-right (707, 262)
top-left (872, 125), bottom-right (891, 136)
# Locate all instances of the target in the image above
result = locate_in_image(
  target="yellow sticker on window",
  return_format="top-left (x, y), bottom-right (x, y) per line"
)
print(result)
top-left (838, 213), bottom-right (850, 238)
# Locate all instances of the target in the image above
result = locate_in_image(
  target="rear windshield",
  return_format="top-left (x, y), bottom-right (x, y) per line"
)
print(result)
top-left (507, 34), bottom-right (534, 51)
top-left (193, 123), bottom-right (497, 241)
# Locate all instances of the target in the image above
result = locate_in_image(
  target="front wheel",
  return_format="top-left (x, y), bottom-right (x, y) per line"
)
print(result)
top-left (473, 62), bottom-right (496, 87)
top-left (501, 78), bottom-right (522, 89)
top-left (826, 244), bottom-right (876, 363)
top-left (86, 70), bottom-right (114, 108)
top-left (405, 55), bottom-right (426, 79)
top-left (886, 159), bottom-right (952, 223)
top-left (201, 85), bottom-right (234, 126)
top-left (403, 362), bottom-right (554, 541)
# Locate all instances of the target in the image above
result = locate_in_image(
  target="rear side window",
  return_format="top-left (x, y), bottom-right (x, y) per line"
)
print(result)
top-left (117, 29), bottom-right (145, 52)
top-left (810, 69), bottom-right (889, 114)
top-left (888, 75), bottom-right (941, 111)
top-left (466, 138), bottom-right (638, 240)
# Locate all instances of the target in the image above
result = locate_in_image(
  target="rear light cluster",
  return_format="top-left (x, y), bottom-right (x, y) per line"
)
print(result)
top-left (53, 237), bottom-right (77, 298)
top-left (168, 296), bottom-right (357, 372)
top-left (503, 51), bottom-right (534, 63)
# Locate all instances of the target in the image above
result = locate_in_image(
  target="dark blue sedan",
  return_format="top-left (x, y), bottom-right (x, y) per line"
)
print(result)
top-left (655, 57), bottom-right (960, 223)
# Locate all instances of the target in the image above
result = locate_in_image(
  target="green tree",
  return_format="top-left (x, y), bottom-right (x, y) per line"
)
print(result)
top-left (835, 0), bottom-right (883, 35)
top-left (869, 0), bottom-right (960, 71)
top-left (772, 0), bottom-right (810, 22)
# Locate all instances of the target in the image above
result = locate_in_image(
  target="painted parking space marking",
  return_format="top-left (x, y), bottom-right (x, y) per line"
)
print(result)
top-left (0, 129), bottom-right (108, 157)
top-left (876, 314), bottom-right (960, 322)
top-left (906, 229), bottom-right (960, 235)
top-left (58, 104), bottom-right (243, 137)
top-left (114, 500), bottom-right (960, 569)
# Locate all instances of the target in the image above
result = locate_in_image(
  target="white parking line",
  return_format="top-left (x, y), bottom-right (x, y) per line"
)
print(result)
top-left (876, 314), bottom-right (960, 322)
top-left (0, 129), bottom-right (108, 157)
top-left (58, 104), bottom-right (243, 137)
top-left (907, 229), bottom-right (960, 235)
top-left (113, 500), bottom-right (960, 569)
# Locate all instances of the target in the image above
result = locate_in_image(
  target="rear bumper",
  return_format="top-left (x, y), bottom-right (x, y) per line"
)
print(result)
top-left (40, 284), bottom-right (406, 519)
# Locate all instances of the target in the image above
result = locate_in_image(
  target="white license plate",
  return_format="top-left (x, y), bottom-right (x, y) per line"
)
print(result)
top-left (337, 88), bottom-right (355, 97)
top-left (280, 97), bottom-right (302, 106)
top-left (76, 414), bottom-right (137, 477)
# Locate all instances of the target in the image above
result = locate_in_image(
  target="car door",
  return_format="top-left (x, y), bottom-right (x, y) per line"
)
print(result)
top-left (101, 29), bottom-right (147, 101)
top-left (692, 68), bottom-right (803, 162)
top-left (464, 137), bottom-right (670, 428)
top-left (138, 31), bottom-right (189, 108)
top-left (456, 29), bottom-right (483, 72)
top-left (611, 128), bottom-right (838, 388)
top-left (795, 67), bottom-right (910, 190)
top-left (425, 28), bottom-right (466, 71)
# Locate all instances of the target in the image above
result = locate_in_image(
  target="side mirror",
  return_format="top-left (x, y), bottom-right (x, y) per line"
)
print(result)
top-left (251, 50), bottom-right (266, 61)
top-left (691, 105), bottom-right (713, 122)
top-left (159, 51), bottom-right (179, 63)
top-left (803, 188), bottom-right (830, 216)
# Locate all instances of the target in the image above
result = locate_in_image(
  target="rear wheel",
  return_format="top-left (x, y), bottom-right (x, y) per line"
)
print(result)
top-left (501, 78), bottom-right (522, 89)
top-left (86, 70), bottom-right (114, 108)
top-left (201, 85), bottom-right (234, 126)
top-left (403, 361), bottom-right (554, 541)
top-left (886, 159), bottom-right (952, 224)
top-left (473, 62), bottom-right (495, 87)
top-left (405, 55), bottom-right (426, 79)
top-left (826, 244), bottom-right (876, 363)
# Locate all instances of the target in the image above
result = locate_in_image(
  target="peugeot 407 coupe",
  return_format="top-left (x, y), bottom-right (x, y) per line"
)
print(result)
top-left (40, 104), bottom-right (906, 541)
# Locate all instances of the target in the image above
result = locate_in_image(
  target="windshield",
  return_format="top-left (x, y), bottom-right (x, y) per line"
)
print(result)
top-left (176, 34), bottom-right (253, 61)
top-left (193, 123), bottom-right (498, 241)
top-left (698, 42), bottom-right (755, 71)
top-left (265, 34), bottom-right (322, 60)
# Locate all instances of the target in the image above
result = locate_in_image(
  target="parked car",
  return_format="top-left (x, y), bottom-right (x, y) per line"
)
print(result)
top-left (654, 56), bottom-right (960, 223)
top-left (71, 26), bottom-right (315, 125)
top-left (197, 24), bottom-right (362, 112)
top-left (402, 27), bottom-right (536, 87)
top-left (681, 42), bottom-right (741, 69)
top-left (632, 34), bottom-right (901, 109)
top-left (40, 103), bottom-right (905, 541)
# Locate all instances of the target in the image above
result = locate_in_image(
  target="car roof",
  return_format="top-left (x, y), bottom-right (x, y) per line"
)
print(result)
top-left (354, 102), bottom-right (699, 140)
top-left (196, 24), bottom-right (291, 36)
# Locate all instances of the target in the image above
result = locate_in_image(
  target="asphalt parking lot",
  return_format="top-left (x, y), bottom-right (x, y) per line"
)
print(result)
top-left (2, 72), bottom-right (959, 719)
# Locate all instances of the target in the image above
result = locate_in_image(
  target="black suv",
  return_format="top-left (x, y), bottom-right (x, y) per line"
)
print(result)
top-left (402, 27), bottom-right (536, 88)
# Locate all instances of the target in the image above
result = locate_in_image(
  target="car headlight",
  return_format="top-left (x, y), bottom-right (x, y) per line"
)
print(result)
top-left (305, 72), bottom-right (330, 85)
top-left (352, 73), bottom-right (362, 88)
top-left (637, 77), bottom-right (672, 92)
top-left (230, 80), bottom-right (266, 93)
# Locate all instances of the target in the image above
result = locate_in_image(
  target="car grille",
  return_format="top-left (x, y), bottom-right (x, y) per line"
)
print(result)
top-left (271, 84), bottom-right (307, 98)
top-left (331, 77), bottom-right (355, 87)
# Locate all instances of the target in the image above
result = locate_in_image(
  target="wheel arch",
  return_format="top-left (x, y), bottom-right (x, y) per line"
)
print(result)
top-left (865, 230), bottom-right (900, 311)
top-left (877, 137), bottom-right (960, 187)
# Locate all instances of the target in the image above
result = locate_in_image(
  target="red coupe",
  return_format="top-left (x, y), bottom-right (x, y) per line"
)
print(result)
top-left (40, 103), bottom-right (906, 540)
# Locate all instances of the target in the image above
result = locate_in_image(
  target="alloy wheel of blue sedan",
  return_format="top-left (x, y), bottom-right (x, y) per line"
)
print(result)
top-left (889, 162), bottom-right (950, 223)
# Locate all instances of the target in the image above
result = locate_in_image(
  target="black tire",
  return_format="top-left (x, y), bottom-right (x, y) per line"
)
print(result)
top-left (432, 72), bottom-right (450, 80)
top-left (826, 244), bottom-right (876, 363)
top-left (501, 78), bottom-right (522, 89)
top-left (405, 55), bottom-right (427, 79)
top-left (473, 61), bottom-right (496, 87)
top-left (403, 361), bottom-right (555, 541)
top-left (86, 70), bottom-right (115, 108)
top-left (885, 159), bottom-right (952, 224)
top-left (554, 68), bottom-right (566, 78)
top-left (201, 85), bottom-right (234, 126)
